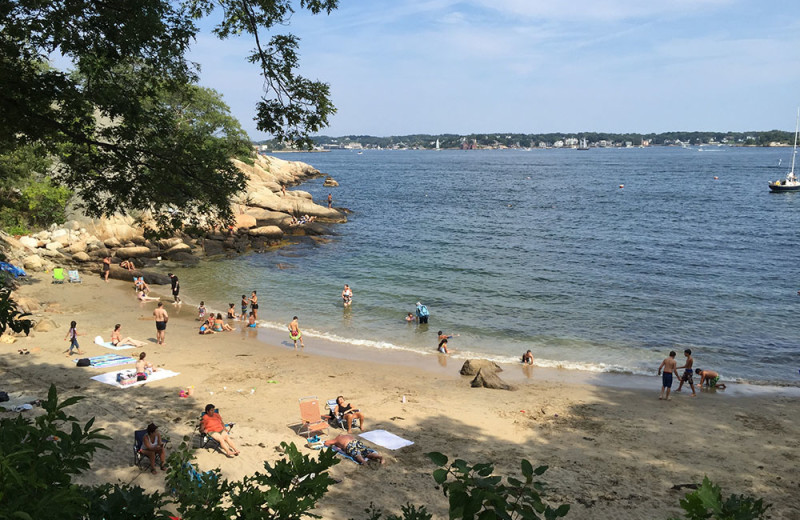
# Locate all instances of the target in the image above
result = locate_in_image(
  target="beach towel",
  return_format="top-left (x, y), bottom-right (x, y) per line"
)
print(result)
top-left (329, 445), bottom-right (375, 465)
top-left (94, 336), bottom-right (136, 350)
top-left (73, 353), bottom-right (135, 368)
top-left (358, 429), bottom-right (414, 450)
top-left (0, 261), bottom-right (26, 278)
top-left (91, 369), bottom-right (180, 388)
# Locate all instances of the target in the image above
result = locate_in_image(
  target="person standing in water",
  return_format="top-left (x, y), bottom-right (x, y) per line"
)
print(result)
top-left (342, 284), bottom-right (353, 307)
top-left (168, 273), bottom-right (181, 304)
top-left (327, 193), bottom-right (333, 208)
top-left (288, 316), bottom-right (304, 349)
top-left (250, 291), bottom-right (259, 320)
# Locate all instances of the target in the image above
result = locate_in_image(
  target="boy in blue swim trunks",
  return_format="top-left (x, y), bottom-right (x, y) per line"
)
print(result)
top-left (657, 351), bottom-right (678, 401)
top-left (324, 434), bottom-right (384, 465)
top-left (675, 348), bottom-right (697, 397)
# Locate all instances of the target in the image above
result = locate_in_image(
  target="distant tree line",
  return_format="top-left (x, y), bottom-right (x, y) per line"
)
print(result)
top-left (257, 130), bottom-right (795, 149)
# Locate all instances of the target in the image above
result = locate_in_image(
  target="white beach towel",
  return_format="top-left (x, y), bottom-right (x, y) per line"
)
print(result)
top-left (94, 336), bottom-right (136, 350)
top-left (90, 369), bottom-right (180, 388)
top-left (358, 429), bottom-right (414, 450)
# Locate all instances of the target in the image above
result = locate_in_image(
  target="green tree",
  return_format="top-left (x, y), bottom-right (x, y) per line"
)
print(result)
top-left (1, 0), bottom-right (337, 233)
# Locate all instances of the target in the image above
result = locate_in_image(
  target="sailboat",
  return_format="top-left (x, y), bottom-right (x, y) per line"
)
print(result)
top-left (769, 108), bottom-right (800, 192)
top-left (435, 138), bottom-right (441, 151)
top-left (577, 137), bottom-right (589, 150)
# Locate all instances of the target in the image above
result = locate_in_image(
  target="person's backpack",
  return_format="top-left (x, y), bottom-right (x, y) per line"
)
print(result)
top-left (418, 305), bottom-right (429, 317)
top-left (76, 358), bottom-right (91, 367)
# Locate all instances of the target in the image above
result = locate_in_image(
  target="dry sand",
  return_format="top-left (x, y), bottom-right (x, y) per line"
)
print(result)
top-left (2, 273), bottom-right (799, 519)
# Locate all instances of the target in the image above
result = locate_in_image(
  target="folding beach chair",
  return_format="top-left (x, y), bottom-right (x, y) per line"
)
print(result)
top-left (298, 396), bottom-right (329, 439)
top-left (67, 270), bottom-right (82, 283)
top-left (196, 409), bottom-right (235, 451)
top-left (326, 398), bottom-right (358, 431)
top-left (52, 268), bottom-right (65, 284)
top-left (132, 428), bottom-right (169, 470)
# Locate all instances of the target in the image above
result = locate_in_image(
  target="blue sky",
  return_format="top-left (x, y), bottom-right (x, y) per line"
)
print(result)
top-left (189, 0), bottom-right (800, 138)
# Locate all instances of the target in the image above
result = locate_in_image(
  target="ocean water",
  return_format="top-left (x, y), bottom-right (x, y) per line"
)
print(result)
top-left (177, 147), bottom-right (800, 385)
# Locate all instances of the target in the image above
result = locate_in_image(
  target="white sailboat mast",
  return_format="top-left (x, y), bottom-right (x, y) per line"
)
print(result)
top-left (791, 107), bottom-right (799, 176)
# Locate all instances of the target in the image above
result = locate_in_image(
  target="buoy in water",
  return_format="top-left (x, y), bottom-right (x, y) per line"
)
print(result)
top-left (619, 184), bottom-right (624, 189)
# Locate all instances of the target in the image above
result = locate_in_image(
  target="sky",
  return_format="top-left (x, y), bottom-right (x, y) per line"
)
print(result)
top-left (189, 0), bottom-right (800, 139)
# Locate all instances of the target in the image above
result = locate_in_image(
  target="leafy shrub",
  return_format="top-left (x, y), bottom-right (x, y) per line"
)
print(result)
top-left (427, 452), bottom-right (570, 520)
top-left (0, 385), bottom-right (110, 519)
top-left (21, 177), bottom-right (72, 227)
top-left (0, 285), bottom-right (32, 335)
top-left (670, 477), bottom-right (771, 520)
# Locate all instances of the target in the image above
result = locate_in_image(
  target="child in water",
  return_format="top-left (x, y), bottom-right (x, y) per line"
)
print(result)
top-left (197, 302), bottom-right (206, 321)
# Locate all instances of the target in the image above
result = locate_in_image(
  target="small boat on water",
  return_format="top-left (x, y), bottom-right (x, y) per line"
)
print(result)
top-left (577, 137), bottom-right (589, 150)
top-left (769, 109), bottom-right (800, 192)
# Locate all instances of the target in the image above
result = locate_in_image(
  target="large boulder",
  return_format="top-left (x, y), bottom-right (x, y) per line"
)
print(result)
top-left (245, 208), bottom-right (292, 227)
top-left (23, 255), bottom-right (43, 271)
top-left (470, 368), bottom-right (516, 391)
top-left (114, 246), bottom-right (152, 258)
top-left (104, 237), bottom-right (122, 248)
top-left (460, 359), bottom-right (503, 376)
top-left (33, 317), bottom-right (60, 332)
top-left (18, 236), bottom-right (39, 249)
top-left (234, 214), bottom-right (257, 230)
top-left (45, 241), bottom-right (64, 251)
top-left (66, 241), bottom-right (87, 254)
top-left (164, 242), bottom-right (192, 255)
top-left (108, 265), bottom-right (170, 284)
top-left (323, 176), bottom-right (339, 187)
top-left (202, 239), bottom-right (226, 256)
top-left (158, 237), bottom-right (184, 249)
top-left (16, 297), bottom-right (41, 313)
top-left (248, 226), bottom-right (283, 238)
top-left (72, 252), bottom-right (91, 263)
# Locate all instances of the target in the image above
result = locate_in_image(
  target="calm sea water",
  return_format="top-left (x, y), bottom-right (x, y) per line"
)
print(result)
top-left (178, 147), bottom-right (800, 385)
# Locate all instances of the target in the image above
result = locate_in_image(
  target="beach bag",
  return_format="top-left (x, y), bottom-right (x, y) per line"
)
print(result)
top-left (418, 305), bottom-right (429, 317)
top-left (116, 370), bottom-right (136, 386)
top-left (76, 358), bottom-right (91, 367)
top-left (0, 391), bottom-right (9, 402)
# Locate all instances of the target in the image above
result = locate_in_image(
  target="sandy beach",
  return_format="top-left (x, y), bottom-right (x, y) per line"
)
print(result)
top-left (3, 273), bottom-right (800, 519)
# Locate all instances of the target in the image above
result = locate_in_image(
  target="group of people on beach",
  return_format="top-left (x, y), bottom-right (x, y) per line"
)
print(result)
top-left (658, 349), bottom-right (726, 400)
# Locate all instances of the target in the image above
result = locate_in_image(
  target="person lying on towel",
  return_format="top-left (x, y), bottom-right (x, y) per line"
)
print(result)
top-left (324, 434), bottom-right (384, 465)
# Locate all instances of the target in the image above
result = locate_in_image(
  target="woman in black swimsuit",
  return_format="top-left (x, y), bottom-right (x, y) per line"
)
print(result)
top-left (250, 291), bottom-right (258, 320)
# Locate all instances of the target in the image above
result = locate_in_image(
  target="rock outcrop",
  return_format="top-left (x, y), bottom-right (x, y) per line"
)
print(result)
top-left (460, 359), bottom-right (503, 376)
top-left (1, 154), bottom-right (347, 273)
top-left (470, 368), bottom-right (516, 391)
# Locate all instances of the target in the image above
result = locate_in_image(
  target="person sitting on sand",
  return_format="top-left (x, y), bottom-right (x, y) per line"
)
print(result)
top-left (201, 404), bottom-right (239, 457)
top-left (141, 423), bottom-right (167, 473)
top-left (134, 276), bottom-right (150, 294)
top-left (110, 324), bottom-right (146, 347)
top-left (332, 395), bottom-right (365, 434)
top-left (522, 350), bottom-right (534, 365)
top-left (199, 320), bottom-right (215, 334)
top-left (138, 290), bottom-right (159, 301)
top-left (438, 338), bottom-right (449, 354)
top-left (135, 352), bottom-right (155, 381)
top-left (247, 312), bottom-right (257, 328)
top-left (227, 303), bottom-right (237, 320)
top-left (214, 313), bottom-right (232, 332)
top-left (324, 434), bottom-right (384, 465)
top-left (695, 368), bottom-right (727, 390)
top-left (119, 259), bottom-right (135, 271)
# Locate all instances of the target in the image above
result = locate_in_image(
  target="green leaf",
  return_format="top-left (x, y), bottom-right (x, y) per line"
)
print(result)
top-left (555, 504), bottom-right (570, 517)
top-left (521, 459), bottom-right (533, 479)
top-left (433, 469), bottom-right (449, 485)
top-left (534, 465), bottom-right (548, 476)
top-left (426, 452), bottom-right (448, 467)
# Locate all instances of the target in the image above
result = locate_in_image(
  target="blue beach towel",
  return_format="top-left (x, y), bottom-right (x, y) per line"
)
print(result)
top-left (0, 262), bottom-right (26, 278)
top-left (73, 354), bottom-right (135, 368)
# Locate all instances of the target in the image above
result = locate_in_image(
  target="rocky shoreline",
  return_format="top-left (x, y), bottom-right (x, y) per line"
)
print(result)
top-left (0, 155), bottom-right (344, 282)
